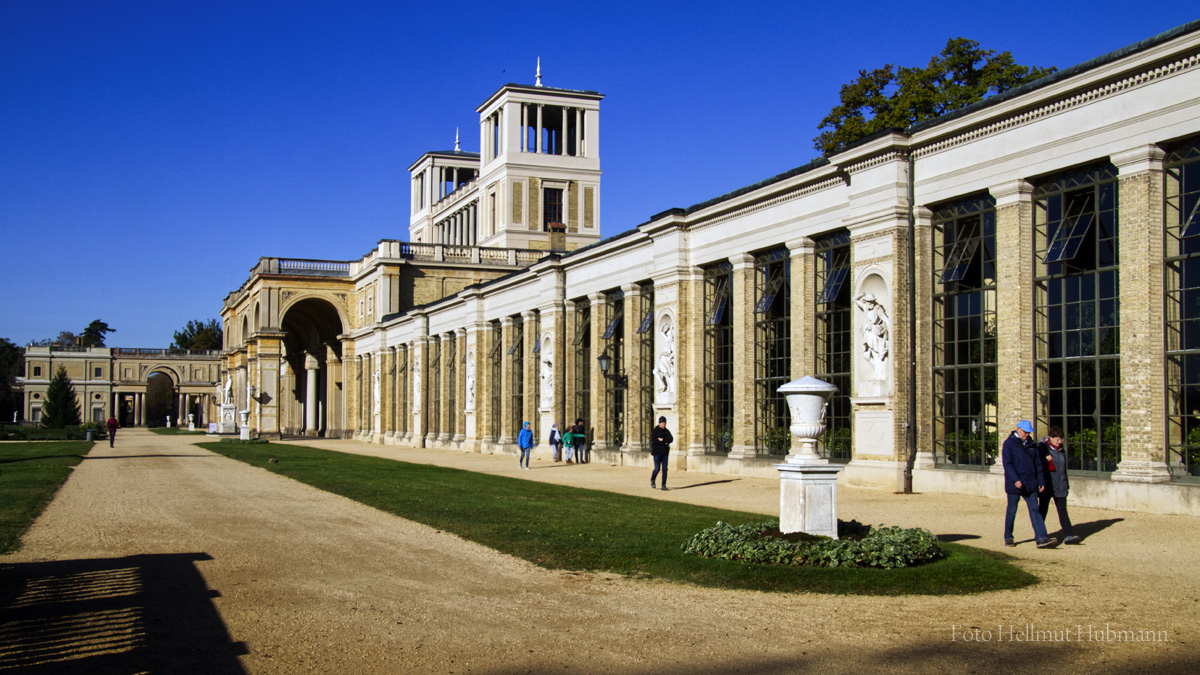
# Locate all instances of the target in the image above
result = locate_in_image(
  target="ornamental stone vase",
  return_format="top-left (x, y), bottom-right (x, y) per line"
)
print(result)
top-left (775, 376), bottom-right (844, 538)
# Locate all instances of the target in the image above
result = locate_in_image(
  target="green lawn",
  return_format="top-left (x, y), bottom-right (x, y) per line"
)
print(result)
top-left (201, 441), bottom-right (1037, 595)
top-left (0, 441), bottom-right (90, 554)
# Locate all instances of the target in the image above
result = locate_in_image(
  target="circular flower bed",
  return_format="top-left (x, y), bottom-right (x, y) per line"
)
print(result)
top-left (682, 520), bottom-right (945, 569)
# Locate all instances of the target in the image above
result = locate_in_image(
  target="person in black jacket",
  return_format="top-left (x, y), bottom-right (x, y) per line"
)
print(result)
top-left (650, 416), bottom-right (674, 491)
top-left (1038, 425), bottom-right (1078, 543)
top-left (1002, 420), bottom-right (1055, 548)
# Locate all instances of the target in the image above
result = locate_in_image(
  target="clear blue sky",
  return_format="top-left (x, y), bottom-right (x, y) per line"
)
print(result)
top-left (3, 1), bottom-right (1196, 348)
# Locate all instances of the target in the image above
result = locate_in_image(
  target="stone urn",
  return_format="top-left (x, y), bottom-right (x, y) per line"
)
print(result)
top-left (778, 376), bottom-right (839, 464)
top-left (775, 376), bottom-right (844, 537)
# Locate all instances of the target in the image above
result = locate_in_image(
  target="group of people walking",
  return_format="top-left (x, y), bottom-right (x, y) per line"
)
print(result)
top-left (515, 417), bottom-right (675, 491)
top-left (1003, 419), bottom-right (1078, 548)
top-left (517, 418), bottom-right (592, 469)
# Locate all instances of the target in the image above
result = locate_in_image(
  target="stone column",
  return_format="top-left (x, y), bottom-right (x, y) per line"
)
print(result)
top-left (788, 238), bottom-right (816, 380)
top-left (522, 311), bottom-right (539, 450)
top-left (385, 346), bottom-right (397, 440)
top-left (326, 343), bottom-right (343, 438)
top-left (411, 337), bottom-right (427, 446)
top-left (305, 353), bottom-right (319, 436)
top-left (589, 292), bottom-right (609, 451)
top-left (993, 179), bottom-right (1035, 473)
top-left (438, 335), bottom-right (453, 442)
top-left (135, 392), bottom-right (143, 426)
top-left (729, 253), bottom-right (757, 459)
top-left (499, 317), bottom-right (515, 446)
top-left (912, 207), bottom-right (937, 470)
top-left (1112, 145), bottom-right (1171, 482)
top-left (623, 284), bottom-right (645, 454)
top-left (535, 104), bottom-right (543, 154)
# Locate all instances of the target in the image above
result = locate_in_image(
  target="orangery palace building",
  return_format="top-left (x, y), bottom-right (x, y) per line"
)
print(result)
top-left (221, 21), bottom-right (1200, 515)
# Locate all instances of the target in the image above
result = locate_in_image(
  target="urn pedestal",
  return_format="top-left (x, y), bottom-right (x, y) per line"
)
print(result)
top-left (775, 377), bottom-right (845, 539)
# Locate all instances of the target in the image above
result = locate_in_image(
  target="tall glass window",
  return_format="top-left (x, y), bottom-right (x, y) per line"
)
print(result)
top-left (933, 195), bottom-right (998, 468)
top-left (430, 339), bottom-right (441, 437)
top-left (1165, 137), bottom-right (1200, 481)
top-left (510, 315), bottom-right (524, 438)
top-left (1034, 162), bottom-right (1121, 473)
top-left (814, 232), bottom-right (852, 461)
top-left (602, 290), bottom-right (626, 448)
top-left (754, 248), bottom-right (791, 456)
top-left (446, 334), bottom-right (457, 437)
top-left (398, 345), bottom-right (408, 436)
top-left (704, 261), bottom-right (734, 454)
top-left (573, 299), bottom-right (591, 443)
top-left (489, 321), bottom-right (502, 441)
top-left (637, 282), bottom-right (655, 450)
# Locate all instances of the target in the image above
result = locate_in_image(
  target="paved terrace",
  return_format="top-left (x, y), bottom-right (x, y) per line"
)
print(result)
top-left (1, 429), bottom-right (1196, 673)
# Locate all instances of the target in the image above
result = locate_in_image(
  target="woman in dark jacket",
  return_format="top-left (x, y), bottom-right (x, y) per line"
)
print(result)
top-left (1038, 426), bottom-right (1078, 543)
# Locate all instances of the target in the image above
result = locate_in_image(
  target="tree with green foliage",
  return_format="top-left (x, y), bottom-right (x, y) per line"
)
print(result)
top-left (41, 366), bottom-right (81, 428)
top-left (172, 319), bottom-right (223, 350)
top-left (813, 38), bottom-right (1056, 156)
top-left (80, 320), bottom-right (115, 347)
top-left (0, 338), bottom-right (23, 421)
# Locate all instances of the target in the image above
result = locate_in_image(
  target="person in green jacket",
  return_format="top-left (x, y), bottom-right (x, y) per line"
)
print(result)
top-left (562, 426), bottom-right (577, 464)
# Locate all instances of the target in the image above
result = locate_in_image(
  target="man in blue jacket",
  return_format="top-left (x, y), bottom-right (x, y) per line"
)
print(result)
top-left (1003, 420), bottom-right (1056, 548)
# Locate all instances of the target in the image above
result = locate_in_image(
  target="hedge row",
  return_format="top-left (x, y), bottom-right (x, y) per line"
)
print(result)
top-left (682, 520), bottom-right (945, 569)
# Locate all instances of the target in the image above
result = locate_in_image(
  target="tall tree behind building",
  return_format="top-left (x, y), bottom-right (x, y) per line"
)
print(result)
top-left (813, 38), bottom-right (1056, 156)
top-left (42, 366), bottom-right (81, 428)
top-left (80, 320), bottom-right (115, 347)
top-left (172, 319), bottom-right (223, 350)
top-left (0, 338), bottom-right (23, 422)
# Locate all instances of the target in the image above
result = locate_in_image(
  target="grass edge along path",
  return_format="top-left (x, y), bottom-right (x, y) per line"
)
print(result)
top-left (0, 441), bottom-right (90, 555)
top-left (201, 441), bottom-right (1037, 596)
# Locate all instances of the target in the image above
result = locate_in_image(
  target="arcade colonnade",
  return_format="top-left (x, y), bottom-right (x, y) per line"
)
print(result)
top-left (228, 22), bottom-right (1200, 515)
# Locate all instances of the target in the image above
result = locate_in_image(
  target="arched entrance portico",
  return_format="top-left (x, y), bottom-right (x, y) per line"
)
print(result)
top-left (280, 298), bottom-right (346, 437)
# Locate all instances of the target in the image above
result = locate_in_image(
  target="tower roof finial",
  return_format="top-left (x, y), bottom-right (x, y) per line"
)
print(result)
top-left (535, 57), bottom-right (543, 87)
top-left (455, 127), bottom-right (460, 151)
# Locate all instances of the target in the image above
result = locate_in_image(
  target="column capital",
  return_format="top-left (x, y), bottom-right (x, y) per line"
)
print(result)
top-left (1111, 144), bottom-right (1166, 175)
top-left (500, 316), bottom-right (514, 327)
top-left (588, 292), bottom-right (607, 305)
top-left (455, 327), bottom-right (467, 337)
top-left (621, 283), bottom-right (642, 297)
top-left (521, 310), bottom-right (538, 321)
top-left (786, 237), bottom-right (815, 256)
top-left (730, 252), bottom-right (755, 270)
top-left (914, 206), bottom-right (934, 225)
top-left (990, 179), bottom-right (1034, 208)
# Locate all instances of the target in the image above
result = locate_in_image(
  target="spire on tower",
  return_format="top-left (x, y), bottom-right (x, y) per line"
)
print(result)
top-left (455, 127), bottom-right (460, 151)
top-left (535, 57), bottom-right (543, 87)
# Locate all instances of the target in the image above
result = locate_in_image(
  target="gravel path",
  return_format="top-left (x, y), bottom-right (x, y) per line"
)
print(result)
top-left (2, 430), bottom-right (1197, 673)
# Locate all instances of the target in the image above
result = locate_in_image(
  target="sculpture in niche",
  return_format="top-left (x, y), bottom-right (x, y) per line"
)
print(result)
top-left (465, 350), bottom-right (476, 410)
top-left (540, 338), bottom-right (554, 409)
top-left (652, 317), bottom-right (676, 399)
top-left (412, 353), bottom-right (422, 409)
top-left (854, 292), bottom-right (891, 382)
top-left (223, 374), bottom-right (233, 405)
top-left (372, 361), bottom-right (381, 420)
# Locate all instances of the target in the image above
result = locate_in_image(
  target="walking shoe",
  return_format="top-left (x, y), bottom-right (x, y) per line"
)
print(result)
top-left (661, 486), bottom-right (669, 491)
top-left (1035, 537), bottom-right (1058, 548)
top-left (651, 483), bottom-right (657, 489)
top-left (566, 460), bottom-right (573, 464)
top-left (1004, 539), bottom-right (1015, 547)
top-left (1063, 535), bottom-right (1080, 544)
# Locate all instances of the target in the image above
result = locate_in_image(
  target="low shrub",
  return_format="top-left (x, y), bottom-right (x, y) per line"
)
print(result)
top-left (218, 438), bottom-right (269, 444)
top-left (682, 520), bottom-right (945, 569)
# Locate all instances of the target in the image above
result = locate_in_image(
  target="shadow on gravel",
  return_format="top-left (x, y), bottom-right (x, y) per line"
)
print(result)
top-left (672, 479), bottom-right (741, 490)
top-left (1066, 517), bottom-right (1124, 543)
top-left (0, 553), bottom-right (247, 674)
top-left (936, 533), bottom-right (982, 542)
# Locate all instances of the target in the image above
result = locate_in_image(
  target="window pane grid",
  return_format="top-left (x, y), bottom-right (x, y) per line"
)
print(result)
top-left (639, 283), bottom-right (655, 450)
top-left (1034, 163), bottom-right (1121, 474)
top-left (704, 263), bottom-right (734, 454)
top-left (1165, 137), bottom-right (1200, 481)
top-left (933, 196), bottom-right (998, 469)
top-left (814, 232), bottom-right (851, 461)
top-left (755, 249), bottom-right (791, 456)
top-left (604, 291), bottom-right (625, 448)
top-left (574, 300), bottom-right (591, 444)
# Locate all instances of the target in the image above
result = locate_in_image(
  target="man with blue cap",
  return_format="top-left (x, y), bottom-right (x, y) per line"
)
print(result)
top-left (1002, 420), bottom-right (1056, 548)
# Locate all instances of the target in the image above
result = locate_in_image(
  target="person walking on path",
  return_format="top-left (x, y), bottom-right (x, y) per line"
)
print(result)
top-left (106, 415), bottom-right (119, 448)
top-left (549, 423), bottom-right (563, 462)
top-left (562, 426), bottom-right (576, 464)
top-left (650, 416), bottom-right (674, 491)
top-left (1003, 419), bottom-right (1056, 548)
top-left (1038, 426), bottom-right (1079, 543)
top-left (572, 419), bottom-right (588, 464)
top-left (517, 422), bottom-right (534, 471)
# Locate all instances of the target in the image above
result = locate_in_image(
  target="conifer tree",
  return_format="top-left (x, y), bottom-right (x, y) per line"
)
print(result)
top-left (41, 366), bottom-right (81, 428)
